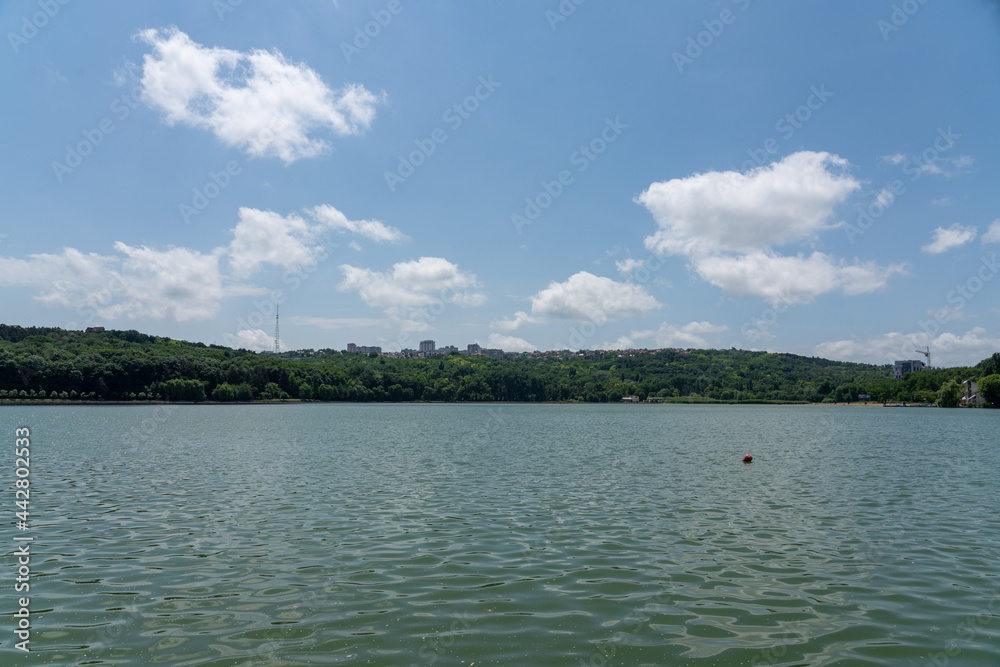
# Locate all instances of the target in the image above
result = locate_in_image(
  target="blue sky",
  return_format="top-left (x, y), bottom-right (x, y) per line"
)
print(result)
top-left (1, 1), bottom-right (998, 367)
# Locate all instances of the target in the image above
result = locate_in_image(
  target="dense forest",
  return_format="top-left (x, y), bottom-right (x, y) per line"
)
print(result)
top-left (1, 324), bottom-right (998, 406)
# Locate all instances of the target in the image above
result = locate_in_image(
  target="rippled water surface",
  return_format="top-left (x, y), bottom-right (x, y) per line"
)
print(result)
top-left (4, 404), bottom-right (1000, 665)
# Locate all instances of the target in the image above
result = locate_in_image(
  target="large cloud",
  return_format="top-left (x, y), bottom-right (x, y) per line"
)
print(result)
top-left (228, 208), bottom-right (325, 278)
top-left (337, 257), bottom-right (484, 330)
top-left (137, 27), bottom-right (381, 162)
top-left (228, 205), bottom-right (407, 277)
top-left (639, 151), bottom-right (860, 256)
top-left (0, 245), bottom-right (225, 322)
top-left (921, 223), bottom-right (977, 254)
top-left (529, 271), bottom-right (660, 323)
top-left (1, 202), bottom-right (395, 326)
top-left (693, 251), bottom-right (906, 306)
top-left (637, 151), bottom-right (903, 304)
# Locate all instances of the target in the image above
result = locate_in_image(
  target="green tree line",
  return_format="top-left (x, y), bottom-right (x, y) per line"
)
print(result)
top-left (1, 325), bottom-right (997, 406)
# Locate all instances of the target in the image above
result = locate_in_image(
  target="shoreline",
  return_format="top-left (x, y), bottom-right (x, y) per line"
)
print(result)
top-left (0, 399), bottom-right (953, 408)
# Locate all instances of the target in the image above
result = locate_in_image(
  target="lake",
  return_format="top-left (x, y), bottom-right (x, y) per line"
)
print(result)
top-left (3, 404), bottom-right (999, 665)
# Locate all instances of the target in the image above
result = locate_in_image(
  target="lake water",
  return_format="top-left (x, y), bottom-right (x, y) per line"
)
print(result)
top-left (3, 404), bottom-right (999, 666)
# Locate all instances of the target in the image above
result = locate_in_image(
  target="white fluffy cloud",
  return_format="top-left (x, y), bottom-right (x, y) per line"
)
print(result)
top-left (693, 251), bottom-right (906, 306)
top-left (601, 321), bottom-right (727, 350)
top-left (483, 333), bottom-right (538, 352)
top-left (137, 27), bottom-right (381, 162)
top-left (816, 327), bottom-right (1000, 367)
top-left (529, 271), bottom-right (660, 323)
top-left (615, 258), bottom-right (646, 278)
top-left (309, 204), bottom-right (406, 243)
top-left (111, 243), bottom-right (225, 321)
top-left (922, 223), bottom-right (977, 254)
top-left (656, 321), bottom-right (728, 348)
top-left (639, 151), bottom-right (860, 256)
top-left (1, 201), bottom-right (395, 326)
top-left (981, 219), bottom-right (1000, 245)
top-left (228, 205), bottom-right (407, 277)
top-left (637, 151), bottom-right (903, 304)
top-left (0, 244), bottom-right (225, 322)
top-left (228, 208), bottom-right (325, 277)
top-left (225, 328), bottom-right (277, 352)
top-left (489, 310), bottom-right (542, 332)
top-left (337, 257), bottom-right (484, 328)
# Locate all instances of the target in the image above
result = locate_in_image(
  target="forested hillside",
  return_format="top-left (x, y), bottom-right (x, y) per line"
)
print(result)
top-left (1, 324), bottom-right (996, 405)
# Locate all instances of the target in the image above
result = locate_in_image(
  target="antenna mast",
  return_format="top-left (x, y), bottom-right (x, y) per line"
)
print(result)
top-left (274, 305), bottom-right (280, 355)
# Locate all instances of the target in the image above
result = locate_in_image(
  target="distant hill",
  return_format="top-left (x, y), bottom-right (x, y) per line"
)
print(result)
top-left (0, 324), bottom-right (991, 404)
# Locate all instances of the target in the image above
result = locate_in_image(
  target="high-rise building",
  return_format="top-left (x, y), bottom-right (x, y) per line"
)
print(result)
top-left (893, 359), bottom-right (925, 380)
top-left (419, 340), bottom-right (435, 352)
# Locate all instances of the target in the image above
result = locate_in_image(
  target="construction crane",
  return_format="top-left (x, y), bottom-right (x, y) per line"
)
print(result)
top-left (915, 347), bottom-right (930, 369)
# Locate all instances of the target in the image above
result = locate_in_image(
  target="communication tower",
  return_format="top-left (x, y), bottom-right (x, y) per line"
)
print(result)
top-left (274, 305), bottom-right (281, 355)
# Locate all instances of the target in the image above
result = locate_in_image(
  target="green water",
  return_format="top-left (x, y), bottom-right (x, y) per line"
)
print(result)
top-left (2, 404), bottom-right (999, 665)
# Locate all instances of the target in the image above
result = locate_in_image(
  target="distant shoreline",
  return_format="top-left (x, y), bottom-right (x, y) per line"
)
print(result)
top-left (0, 399), bottom-right (949, 408)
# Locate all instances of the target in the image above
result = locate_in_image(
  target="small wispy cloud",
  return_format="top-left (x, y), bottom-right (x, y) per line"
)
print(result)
top-left (921, 223), bottom-right (977, 254)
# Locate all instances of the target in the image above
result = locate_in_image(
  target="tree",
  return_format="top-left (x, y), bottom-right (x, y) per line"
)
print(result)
top-left (978, 374), bottom-right (1000, 407)
top-left (978, 353), bottom-right (1000, 376)
top-left (212, 383), bottom-right (237, 402)
top-left (936, 379), bottom-right (963, 408)
top-left (159, 379), bottom-right (207, 402)
top-left (261, 382), bottom-right (288, 400)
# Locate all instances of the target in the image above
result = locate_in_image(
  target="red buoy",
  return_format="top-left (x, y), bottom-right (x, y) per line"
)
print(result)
top-left (742, 454), bottom-right (753, 463)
